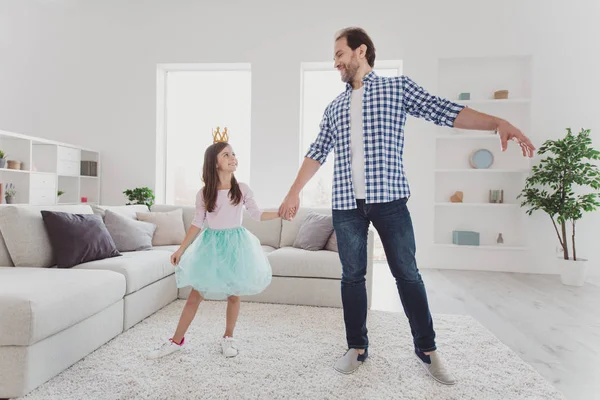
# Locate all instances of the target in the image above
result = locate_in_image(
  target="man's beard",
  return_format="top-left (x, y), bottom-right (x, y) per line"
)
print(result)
top-left (341, 59), bottom-right (359, 83)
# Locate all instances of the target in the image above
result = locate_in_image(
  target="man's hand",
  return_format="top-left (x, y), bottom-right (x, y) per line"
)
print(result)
top-left (278, 193), bottom-right (299, 221)
top-left (453, 108), bottom-right (536, 158)
top-left (496, 120), bottom-right (536, 158)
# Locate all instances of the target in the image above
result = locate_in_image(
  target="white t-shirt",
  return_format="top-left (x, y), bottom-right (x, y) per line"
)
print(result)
top-left (350, 86), bottom-right (366, 199)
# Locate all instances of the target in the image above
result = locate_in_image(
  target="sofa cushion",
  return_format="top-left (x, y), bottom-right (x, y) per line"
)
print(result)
top-left (0, 267), bottom-right (126, 346)
top-left (262, 245), bottom-right (276, 254)
top-left (325, 232), bottom-right (338, 252)
top-left (151, 245), bottom-right (180, 253)
top-left (0, 234), bottom-right (14, 267)
top-left (151, 204), bottom-right (196, 231)
top-left (242, 208), bottom-right (281, 248)
top-left (104, 210), bottom-right (156, 252)
top-left (280, 208), bottom-right (332, 248)
top-left (91, 204), bottom-right (150, 219)
top-left (136, 209), bottom-right (186, 246)
top-left (293, 212), bottom-right (334, 251)
top-left (73, 250), bottom-right (174, 295)
top-left (268, 247), bottom-right (342, 279)
top-left (41, 211), bottom-right (122, 268)
top-left (150, 245), bottom-right (276, 256)
top-left (0, 205), bottom-right (93, 267)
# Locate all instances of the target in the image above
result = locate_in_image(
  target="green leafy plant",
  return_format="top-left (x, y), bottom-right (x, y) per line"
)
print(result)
top-left (0, 150), bottom-right (5, 159)
top-left (5, 183), bottom-right (16, 197)
top-left (57, 190), bottom-right (64, 197)
top-left (123, 187), bottom-right (155, 208)
top-left (518, 128), bottom-right (600, 261)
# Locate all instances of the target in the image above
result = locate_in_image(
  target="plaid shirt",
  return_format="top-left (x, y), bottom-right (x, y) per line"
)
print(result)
top-left (305, 71), bottom-right (466, 210)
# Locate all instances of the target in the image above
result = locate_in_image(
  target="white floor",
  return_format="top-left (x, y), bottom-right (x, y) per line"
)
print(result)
top-left (370, 263), bottom-right (599, 400)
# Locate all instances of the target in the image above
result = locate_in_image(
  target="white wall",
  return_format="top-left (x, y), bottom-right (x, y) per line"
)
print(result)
top-left (1, 0), bottom-right (599, 274)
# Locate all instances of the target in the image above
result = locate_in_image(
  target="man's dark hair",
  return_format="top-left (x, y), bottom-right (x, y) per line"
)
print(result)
top-left (336, 27), bottom-right (376, 67)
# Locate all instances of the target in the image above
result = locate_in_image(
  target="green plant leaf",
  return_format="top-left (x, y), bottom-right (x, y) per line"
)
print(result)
top-left (519, 128), bottom-right (600, 258)
top-left (123, 187), bottom-right (155, 208)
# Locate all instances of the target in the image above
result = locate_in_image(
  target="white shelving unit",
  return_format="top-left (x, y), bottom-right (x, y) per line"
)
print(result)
top-left (433, 55), bottom-right (532, 263)
top-left (0, 130), bottom-right (100, 206)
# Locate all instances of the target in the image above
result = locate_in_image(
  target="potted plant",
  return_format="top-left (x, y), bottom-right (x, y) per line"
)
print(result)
top-left (123, 187), bottom-right (155, 208)
top-left (0, 150), bottom-right (6, 168)
top-left (5, 184), bottom-right (16, 204)
top-left (518, 128), bottom-right (600, 286)
top-left (57, 190), bottom-right (64, 200)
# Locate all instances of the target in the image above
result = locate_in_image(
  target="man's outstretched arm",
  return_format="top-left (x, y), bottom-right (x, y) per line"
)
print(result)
top-left (401, 75), bottom-right (535, 158)
top-left (453, 107), bottom-right (536, 157)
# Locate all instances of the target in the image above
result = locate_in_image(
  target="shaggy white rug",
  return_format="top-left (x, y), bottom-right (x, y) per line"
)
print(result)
top-left (21, 300), bottom-right (564, 400)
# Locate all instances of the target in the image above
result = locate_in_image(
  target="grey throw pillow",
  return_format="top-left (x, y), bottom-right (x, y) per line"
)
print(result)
top-left (325, 232), bottom-right (338, 252)
top-left (293, 212), bottom-right (334, 251)
top-left (104, 210), bottom-right (157, 252)
top-left (40, 211), bottom-right (121, 268)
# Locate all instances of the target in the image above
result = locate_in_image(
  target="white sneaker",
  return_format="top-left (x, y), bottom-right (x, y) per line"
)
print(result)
top-left (220, 336), bottom-right (238, 358)
top-left (147, 338), bottom-right (185, 359)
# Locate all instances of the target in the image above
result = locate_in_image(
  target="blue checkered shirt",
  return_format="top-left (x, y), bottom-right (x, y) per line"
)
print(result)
top-left (305, 71), bottom-right (466, 210)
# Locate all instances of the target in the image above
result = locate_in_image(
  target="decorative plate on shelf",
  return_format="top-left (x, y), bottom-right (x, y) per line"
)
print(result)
top-left (469, 149), bottom-right (494, 169)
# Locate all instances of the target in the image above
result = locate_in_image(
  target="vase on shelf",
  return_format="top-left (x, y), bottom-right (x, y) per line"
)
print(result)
top-left (497, 233), bottom-right (504, 244)
top-left (489, 189), bottom-right (504, 203)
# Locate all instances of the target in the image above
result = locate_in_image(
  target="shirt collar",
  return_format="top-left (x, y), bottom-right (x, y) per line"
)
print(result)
top-left (345, 70), bottom-right (377, 92)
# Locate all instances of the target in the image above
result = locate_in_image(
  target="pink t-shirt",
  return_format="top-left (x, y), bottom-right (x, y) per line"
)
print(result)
top-left (191, 182), bottom-right (263, 229)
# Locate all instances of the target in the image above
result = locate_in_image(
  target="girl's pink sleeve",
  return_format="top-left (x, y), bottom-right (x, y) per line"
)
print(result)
top-left (242, 184), bottom-right (263, 221)
top-left (191, 189), bottom-right (207, 228)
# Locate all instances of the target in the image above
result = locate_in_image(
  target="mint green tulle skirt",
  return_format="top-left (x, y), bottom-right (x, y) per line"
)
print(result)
top-left (175, 227), bottom-right (272, 300)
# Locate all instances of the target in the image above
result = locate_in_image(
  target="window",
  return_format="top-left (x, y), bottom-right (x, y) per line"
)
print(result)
top-left (299, 62), bottom-right (403, 261)
top-left (156, 64), bottom-right (251, 205)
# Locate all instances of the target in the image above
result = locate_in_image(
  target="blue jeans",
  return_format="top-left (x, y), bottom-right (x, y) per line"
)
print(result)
top-left (332, 198), bottom-right (436, 353)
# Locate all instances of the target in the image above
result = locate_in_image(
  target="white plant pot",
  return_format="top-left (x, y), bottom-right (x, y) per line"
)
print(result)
top-left (557, 257), bottom-right (587, 286)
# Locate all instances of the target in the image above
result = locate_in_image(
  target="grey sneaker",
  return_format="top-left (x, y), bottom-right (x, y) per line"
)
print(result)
top-left (333, 348), bottom-right (368, 374)
top-left (414, 350), bottom-right (456, 385)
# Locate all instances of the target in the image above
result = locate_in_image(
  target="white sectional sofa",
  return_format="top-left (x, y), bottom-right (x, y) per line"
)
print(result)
top-left (0, 203), bottom-right (374, 399)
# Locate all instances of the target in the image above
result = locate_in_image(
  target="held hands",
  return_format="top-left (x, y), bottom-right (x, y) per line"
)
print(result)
top-left (278, 193), bottom-right (299, 221)
top-left (496, 120), bottom-right (536, 158)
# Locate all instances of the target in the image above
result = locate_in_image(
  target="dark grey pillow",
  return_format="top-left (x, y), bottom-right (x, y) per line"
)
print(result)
top-left (41, 211), bottom-right (121, 268)
top-left (104, 209), bottom-right (156, 252)
top-left (293, 212), bottom-right (334, 251)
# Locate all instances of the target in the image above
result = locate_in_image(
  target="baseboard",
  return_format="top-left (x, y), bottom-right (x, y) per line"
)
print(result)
top-left (419, 262), bottom-right (557, 274)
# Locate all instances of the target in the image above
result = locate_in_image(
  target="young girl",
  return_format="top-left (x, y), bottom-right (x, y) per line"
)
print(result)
top-left (148, 140), bottom-right (280, 359)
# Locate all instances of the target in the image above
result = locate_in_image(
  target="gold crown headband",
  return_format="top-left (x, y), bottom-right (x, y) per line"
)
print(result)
top-left (212, 126), bottom-right (229, 144)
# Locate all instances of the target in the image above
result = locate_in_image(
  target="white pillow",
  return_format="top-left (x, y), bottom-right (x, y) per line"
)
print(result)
top-left (136, 209), bottom-right (186, 246)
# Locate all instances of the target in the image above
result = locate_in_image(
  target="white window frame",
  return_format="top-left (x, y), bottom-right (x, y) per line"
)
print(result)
top-left (155, 63), bottom-right (252, 204)
top-left (298, 60), bottom-right (404, 205)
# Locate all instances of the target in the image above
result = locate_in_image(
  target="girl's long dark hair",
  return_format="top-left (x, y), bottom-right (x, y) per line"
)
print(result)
top-left (202, 142), bottom-right (242, 212)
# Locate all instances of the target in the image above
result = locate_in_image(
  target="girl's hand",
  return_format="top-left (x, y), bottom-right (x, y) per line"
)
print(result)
top-left (171, 249), bottom-right (184, 266)
top-left (279, 193), bottom-right (300, 221)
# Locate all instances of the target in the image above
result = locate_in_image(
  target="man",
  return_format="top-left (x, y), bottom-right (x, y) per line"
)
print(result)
top-left (278, 27), bottom-right (535, 384)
